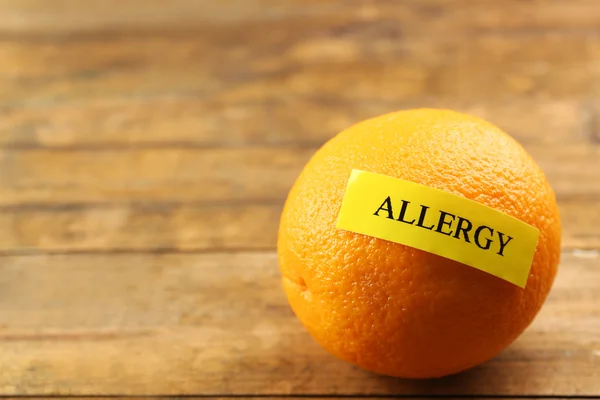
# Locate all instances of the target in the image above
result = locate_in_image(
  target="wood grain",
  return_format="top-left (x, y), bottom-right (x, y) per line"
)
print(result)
top-left (0, 99), bottom-right (590, 149)
top-left (0, 251), bottom-right (597, 396)
top-left (0, 198), bottom-right (598, 254)
top-left (2, 0), bottom-right (600, 34)
top-left (0, 144), bottom-right (598, 207)
top-left (6, 21), bottom-right (600, 107)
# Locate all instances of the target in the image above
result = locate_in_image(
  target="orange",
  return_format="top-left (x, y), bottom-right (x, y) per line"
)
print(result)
top-left (277, 109), bottom-right (561, 378)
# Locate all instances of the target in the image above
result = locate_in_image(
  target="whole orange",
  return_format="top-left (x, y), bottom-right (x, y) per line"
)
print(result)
top-left (278, 109), bottom-right (561, 378)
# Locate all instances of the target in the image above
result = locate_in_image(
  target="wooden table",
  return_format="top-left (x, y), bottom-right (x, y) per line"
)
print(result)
top-left (0, 0), bottom-right (598, 397)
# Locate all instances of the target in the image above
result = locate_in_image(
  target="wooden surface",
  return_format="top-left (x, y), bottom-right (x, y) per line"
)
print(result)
top-left (0, 0), bottom-right (599, 398)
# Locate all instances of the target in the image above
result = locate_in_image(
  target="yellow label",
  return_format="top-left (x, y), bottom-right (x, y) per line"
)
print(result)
top-left (336, 170), bottom-right (540, 288)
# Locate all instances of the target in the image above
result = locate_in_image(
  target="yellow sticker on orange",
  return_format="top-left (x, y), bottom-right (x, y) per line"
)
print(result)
top-left (336, 170), bottom-right (540, 288)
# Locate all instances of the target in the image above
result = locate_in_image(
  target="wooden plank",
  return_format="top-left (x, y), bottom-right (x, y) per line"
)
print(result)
top-left (559, 199), bottom-right (600, 249)
top-left (0, 147), bottom-right (312, 205)
top-left (1, 0), bottom-right (600, 34)
top-left (0, 98), bottom-right (589, 148)
top-left (0, 147), bottom-right (294, 204)
top-left (0, 144), bottom-right (598, 206)
top-left (5, 24), bottom-right (600, 107)
top-left (0, 251), bottom-right (596, 395)
top-left (0, 202), bottom-right (281, 253)
top-left (0, 198), bottom-right (597, 254)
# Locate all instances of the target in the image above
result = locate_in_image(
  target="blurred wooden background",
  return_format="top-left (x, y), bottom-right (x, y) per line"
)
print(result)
top-left (0, 0), bottom-right (598, 397)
